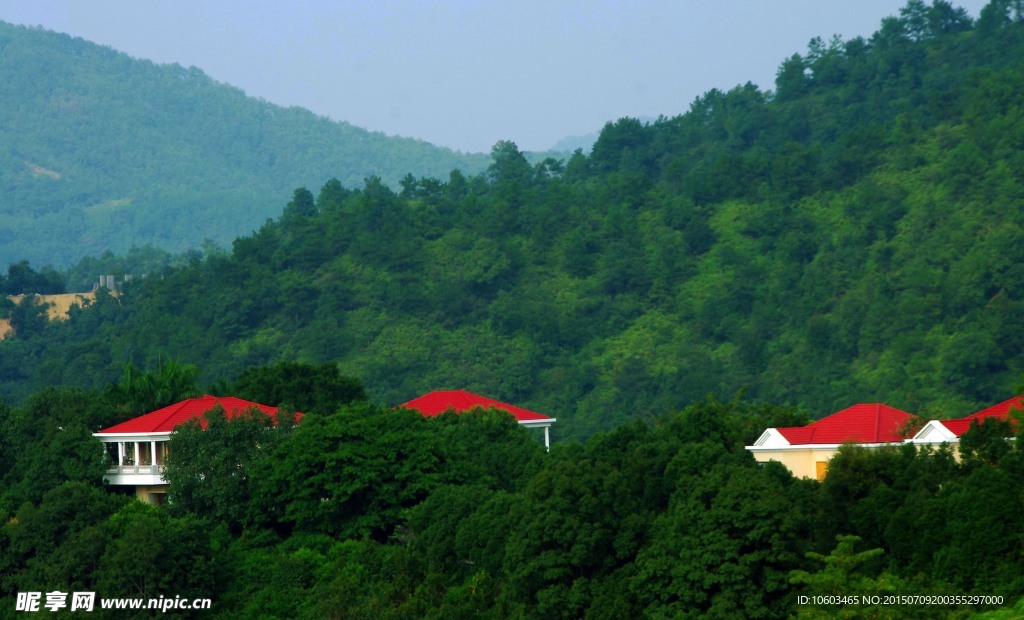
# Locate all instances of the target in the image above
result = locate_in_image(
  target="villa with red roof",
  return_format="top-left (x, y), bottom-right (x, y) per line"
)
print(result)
top-left (909, 396), bottom-right (1023, 455)
top-left (93, 395), bottom-right (292, 504)
top-left (746, 403), bottom-right (913, 480)
top-left (400, 389), bottom-right (556, 449)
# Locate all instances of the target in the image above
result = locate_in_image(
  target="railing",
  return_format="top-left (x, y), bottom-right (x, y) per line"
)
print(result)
top-left (105, 464), bottom-right (164, 475)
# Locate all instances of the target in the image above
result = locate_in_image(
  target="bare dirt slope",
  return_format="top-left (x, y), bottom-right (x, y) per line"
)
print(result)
top-left (1, 292), bottom-right (95, 339)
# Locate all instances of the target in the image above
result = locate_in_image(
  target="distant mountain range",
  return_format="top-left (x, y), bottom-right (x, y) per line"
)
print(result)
top-left (548, 132), bottom-right (600, 153)
top-left (0, 21), bottom-right (497, 267)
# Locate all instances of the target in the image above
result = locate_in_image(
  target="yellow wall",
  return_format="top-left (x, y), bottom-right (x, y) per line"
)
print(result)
top-left (134, 485), bottom-right (169, 505)
top-left (915, 443), bottom-right (962, 460)
top-left (752, 443), bottom-right (940, 480)
top-left (751, 448), bottom-right (844, 481)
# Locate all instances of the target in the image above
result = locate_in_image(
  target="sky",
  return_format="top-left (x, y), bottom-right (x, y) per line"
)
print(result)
top-left (0, 0), bottom-right (991, 154)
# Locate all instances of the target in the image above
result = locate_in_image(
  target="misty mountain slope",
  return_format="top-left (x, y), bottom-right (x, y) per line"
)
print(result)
top-left (0, 21), bottom-right (489, 267)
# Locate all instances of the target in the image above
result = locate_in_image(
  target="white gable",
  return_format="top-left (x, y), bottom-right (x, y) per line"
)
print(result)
top-left (747, 428), bottom-right (791, 450)
top-left (909, 420), bottom-right (958, 444)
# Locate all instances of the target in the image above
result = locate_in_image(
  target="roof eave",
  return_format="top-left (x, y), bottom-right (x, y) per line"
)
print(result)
top-left (517, 418), bottom-right (555, 427)
top-left (747, 441), bottom-right (905, 451)
top-left (93, 431), bottom-right (174, 439)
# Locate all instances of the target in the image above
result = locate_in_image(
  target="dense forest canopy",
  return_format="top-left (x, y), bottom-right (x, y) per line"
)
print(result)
top-left (2, 380), bottom-right (1024, 617)
top-left (2, 1), bottom-right (1024, 617)
top-left (0, 21), bottom-right (492, 267)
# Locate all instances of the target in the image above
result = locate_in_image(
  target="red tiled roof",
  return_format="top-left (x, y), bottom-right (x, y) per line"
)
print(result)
top-left (963, 396), bottom-right (1023, 422)
top-left (940, 419), bottom-right (976, 437)
top-left (776, 403), bottom-right (912, 445)
top-left (400, 389), bottom-right (552, 422)
top-left (938, 396), bottom-right (1023, 437)
top-left (97, 395), bottom-right (295, 434)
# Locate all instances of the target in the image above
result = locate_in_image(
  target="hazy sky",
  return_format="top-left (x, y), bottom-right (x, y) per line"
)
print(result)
top-left (0, 0), bottom-right (991, 153)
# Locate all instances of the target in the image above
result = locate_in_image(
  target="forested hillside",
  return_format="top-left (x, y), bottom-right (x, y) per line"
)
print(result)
top-left (0, 21), bottom-right (490, 267)
top-left (3, 1), bottom-right (1024, 438)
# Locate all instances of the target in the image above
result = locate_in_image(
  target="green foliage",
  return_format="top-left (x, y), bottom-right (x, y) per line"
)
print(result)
top-left (251, 402), bottom-right (445, 539)
top-left (0, 482), bottom-right (126, 594)
top-left (931, 464), bottom-right (1024, 592)
top-left (633, 459), bottom-right (808, 618)
top-left (972, 596), bottom-right (1024, 619)
top-left (406, 483), bottom-right (497, 579)
top-left (958, 416), bottom-right (1015, 463)
top-left (790, 536), bottom-right (915, 619)
top-left (164, 404), bottom-right (295, 532)
top-left (430, 409), bottom-right (545, 491)
top-left (103, 359), bottom-right (201, 418)
top-left (95, 502), bottom-right (226, 606)
top-left (1, 382), bottom-right (1022, 617)
top-left (500, 456), bottom-right (644, 617)
top-left (0, 261), bottom-right (65, 295)
top-left (7, 295), bottom-right (49, 339)
top-left (231, 360), bottom-right (366, 415)
top-left (0, 387), bottom-right (110, 516)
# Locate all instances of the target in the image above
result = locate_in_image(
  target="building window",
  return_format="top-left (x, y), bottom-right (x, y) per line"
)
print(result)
top-left (148, 492), bottom-right (168, 506)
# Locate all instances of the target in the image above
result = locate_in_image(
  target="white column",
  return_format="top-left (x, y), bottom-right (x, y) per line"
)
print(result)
top-left (118, 442), bottom-right (125, 467)
top-left (133, 442), bottom-right (140, 470)
top-left (544, 425), bottom-right (550, 451)
top-left (151, 441), bottom-right (157, 471)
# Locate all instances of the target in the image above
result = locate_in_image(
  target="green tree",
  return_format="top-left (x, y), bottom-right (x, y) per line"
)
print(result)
top-left (95, 502), bottom-right (225, 606)
top-left (164, 404), bottom-right (295, 532)
top-left (432, 408), bottom-right (545, 491)
top-left (590, 117), bottom-right (652, 173)
top-left (790, 535), bottom-right (913, 619)
top-left (931, 465), bottom-right (1024, 591)
top-left (500, 457), bottom-right (625, 617)
top-left (104, 359), bottom-right (201, 417)
top-left (0, 482), bottom-right (125, 594)
top-left (487, 140), bottom-right (532, 187)
top-left (232, 360), bottom-right (365, 415)
top-left (406, 483), bottom-right (496, 580)
top-left (283, 187), bottom-right (317, 219)
top-left (251, 402), bottom-right (445, 539)
top-left (1, 260), bottom-right (64, 295)
top-left (8, 295), bottom-right (49, 339)
top-left (775, 54), bottom-right (807, 101)
top-left (0, 388), bottom-right (109, 515)
top-left (958, 416), bottom-right (1015, 464)
top-left (633, 458), bottom-right (808, 619)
